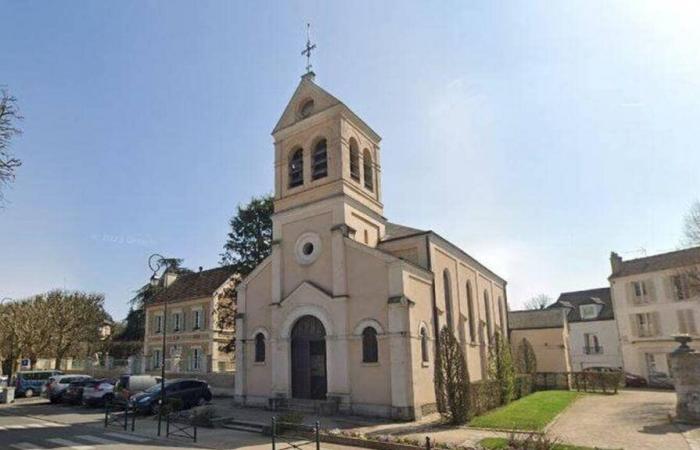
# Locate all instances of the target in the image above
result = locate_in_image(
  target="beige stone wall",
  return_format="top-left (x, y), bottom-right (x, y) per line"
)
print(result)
top-left (510, 328), bottom-right (571, 372)
top-left (144, 296), bottom-right (233, 373)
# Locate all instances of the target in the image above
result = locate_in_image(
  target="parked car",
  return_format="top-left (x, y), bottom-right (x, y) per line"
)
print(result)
top-left (14, 370), bottom-right (63, 398)
top-left (130, 379), bottom-right (212, 415)
top-left (62, 378), bottom-right (95, 405)
top-left (82, 379), bottom-right (116, 407)
top-left (648, 371), bottom-right (674, 389)
top-left (624, 372), bottom-right (648, 388)
top-left (45, 374), bottom-right (91, 403)
top-left (114, 375), bottom-right (161, 402)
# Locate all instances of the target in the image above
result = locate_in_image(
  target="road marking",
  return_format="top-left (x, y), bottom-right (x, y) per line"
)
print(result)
top-left (75, 435), bottom-right (121, 445)
top-left (104, 432), bottom-right (150, 442)
top-left (6, 425), bottom-right (28, 429)
top-left (10, 443), bottom-right (47, 450)
top-left (45, 438), bottom-right (94, 449)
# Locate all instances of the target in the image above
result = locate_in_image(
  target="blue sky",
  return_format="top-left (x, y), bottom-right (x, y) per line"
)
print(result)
top-left (2, 1), bottom-right (699, 320)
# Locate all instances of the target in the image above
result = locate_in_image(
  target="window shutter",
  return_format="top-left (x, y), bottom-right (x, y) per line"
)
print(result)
top-left (629, 315), bottom-right (638, 338)
top-left (678, 310), bottom-right (688, 334)
top-left (627, 283), bottom-right (636, 305)
top-left (664, 277), bottom-right (675, 301)
top-left (688, 310), bottom-right (698, 335)
top-left (652, 312), bottom-right (662, 336)
top-left (646, 279), bottom-right (656, 303)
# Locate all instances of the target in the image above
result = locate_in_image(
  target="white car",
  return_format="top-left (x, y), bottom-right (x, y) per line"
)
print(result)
top-left (44, 374), bottom-right (91, 403)
top-left (82, 379), bottom-right (115, 406)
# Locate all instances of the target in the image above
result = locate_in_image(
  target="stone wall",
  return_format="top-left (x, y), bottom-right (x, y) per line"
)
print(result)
top-left (670, 348), bottom-right (700, 424)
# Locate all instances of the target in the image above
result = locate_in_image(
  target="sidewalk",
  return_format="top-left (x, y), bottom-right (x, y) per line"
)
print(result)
top-left (208, 398), bottom-right (509, 448)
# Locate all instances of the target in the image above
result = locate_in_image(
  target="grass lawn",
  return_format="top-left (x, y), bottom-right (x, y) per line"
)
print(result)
top-left (479, 437), bottom-right (618, 450)
top-left (469, 390), bottom-right (581, 431)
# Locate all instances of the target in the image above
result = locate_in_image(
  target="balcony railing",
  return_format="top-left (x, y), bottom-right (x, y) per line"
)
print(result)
top-left (583, 346), bottom-right (604, 355)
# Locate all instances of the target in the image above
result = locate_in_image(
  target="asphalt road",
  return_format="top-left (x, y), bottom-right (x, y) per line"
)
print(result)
top-left (0, 399), bottom-right (208, 449)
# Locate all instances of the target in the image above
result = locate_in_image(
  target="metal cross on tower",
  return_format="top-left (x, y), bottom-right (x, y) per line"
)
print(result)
top-left (301, 23), bottom-right (317, 74)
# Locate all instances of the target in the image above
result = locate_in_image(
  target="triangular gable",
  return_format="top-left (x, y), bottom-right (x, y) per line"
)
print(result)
top-left (272, 75), bottom-right (342, 135)
top-left (279, 280), bottom-right (333, 305)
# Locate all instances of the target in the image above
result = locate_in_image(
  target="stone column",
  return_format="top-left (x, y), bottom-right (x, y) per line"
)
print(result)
top-left (670, 336), bottom-right (700, 424)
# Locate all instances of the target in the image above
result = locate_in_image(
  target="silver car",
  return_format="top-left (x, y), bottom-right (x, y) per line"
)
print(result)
top-left (45, 374), bottom-right (91, 403)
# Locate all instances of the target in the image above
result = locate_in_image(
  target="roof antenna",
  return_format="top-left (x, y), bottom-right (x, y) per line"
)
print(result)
top-left (301, 23), bottom-right (317, 76)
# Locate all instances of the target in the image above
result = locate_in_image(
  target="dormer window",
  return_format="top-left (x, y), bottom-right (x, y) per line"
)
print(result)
top-left (312, 139), bottom-right (328, 180)
top-left (288, 148), bottom-right (304, 188)
top-left (579, 304), bottom-right (599, 320)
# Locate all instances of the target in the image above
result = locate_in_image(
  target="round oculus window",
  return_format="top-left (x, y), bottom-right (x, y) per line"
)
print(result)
top-left (295, 232), bottom-right (322, 265)
top-left (299, 99), bottom-right (314, 118)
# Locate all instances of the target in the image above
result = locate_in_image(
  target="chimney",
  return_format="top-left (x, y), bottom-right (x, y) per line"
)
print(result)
top-left (610, 252), bottom-right (623, 275)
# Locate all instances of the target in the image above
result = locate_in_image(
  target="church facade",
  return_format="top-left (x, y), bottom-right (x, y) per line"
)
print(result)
top-left (233, 73), bottom-right (508, 420)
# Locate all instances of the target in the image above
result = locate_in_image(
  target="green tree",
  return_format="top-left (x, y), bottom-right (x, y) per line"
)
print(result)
top-left (514, 337), bottom-right (537, 374)
top-left (0, 89), bottom-right (23, 202)
top-left (216, 195), bottom-right (274, 353)
top-left (488, 331), bottom-right (516, 404)
top-left (435, 326), bottom-right (471, 424)
top-left (220, 195), bottom-right (273, 271)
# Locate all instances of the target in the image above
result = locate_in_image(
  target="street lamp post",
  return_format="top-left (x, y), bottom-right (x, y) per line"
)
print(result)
top-left (147, 254), bottom-right (169, 437)
top-left (0, 298), bottom-right (16, 386)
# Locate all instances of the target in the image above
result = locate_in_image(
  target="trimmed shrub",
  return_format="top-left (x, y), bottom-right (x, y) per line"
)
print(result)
top-left (514, 338), bottom-right (537, 375)
top-left (469, 379), bottom-right (502, 416)
top-left (513, 374), bottom-right (533, 400)
top-left (435, 327), bottom-right (471, 424)
top-left (488, 332), bottom-right (516, 404)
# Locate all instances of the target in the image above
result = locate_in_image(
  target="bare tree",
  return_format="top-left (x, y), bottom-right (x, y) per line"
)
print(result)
top-left (0, 89), bottom-right (23, 201)
top-left (680, 201), bottom-right (700, 298)
top-left (524, 294), bottom-right (553, 310)
top-left (683, 200), bottom-right (700, 247)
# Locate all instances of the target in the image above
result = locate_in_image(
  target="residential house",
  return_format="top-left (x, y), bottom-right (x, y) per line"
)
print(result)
top-left (548, 288), bottom-right (623, 371)
top-left (609, 248), bottom-right (700, 378)
top-left (144, 266), bottom-right (237, 374)
top-left (508, 309), bottom-right (571, 373)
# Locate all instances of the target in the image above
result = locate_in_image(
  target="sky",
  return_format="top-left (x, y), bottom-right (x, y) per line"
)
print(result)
top-left (2, 1), bottom-right (699, 320)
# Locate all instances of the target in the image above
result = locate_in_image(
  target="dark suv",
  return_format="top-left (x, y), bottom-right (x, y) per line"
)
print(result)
top-left (130, 379), bottom-right (212, 414)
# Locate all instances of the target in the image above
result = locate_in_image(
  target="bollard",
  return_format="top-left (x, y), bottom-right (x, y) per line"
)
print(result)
top-left (166, 411), bottom-right (170, 436)
top-left (271, 416), bottom-right (276, 450)
top-left (315, 420), bottom-right (320, 450)
top-left (131, 405), bottom-right (136, 432)
top-left (425, 436), bottom-right (431, 450)
top-left (104, 403), bottom-right (109, 427)
top-left (193, 425), bottom-right (197, 443)
top-left (123, 404), bottom-right (128, 430)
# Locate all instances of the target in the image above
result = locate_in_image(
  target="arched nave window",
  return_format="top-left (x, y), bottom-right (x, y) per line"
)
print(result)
top-left (362, 327), bottom-right (378, 363)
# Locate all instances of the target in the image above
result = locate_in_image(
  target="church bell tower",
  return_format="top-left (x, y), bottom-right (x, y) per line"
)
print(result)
top-left (271, 71), bottom-right (386, 246)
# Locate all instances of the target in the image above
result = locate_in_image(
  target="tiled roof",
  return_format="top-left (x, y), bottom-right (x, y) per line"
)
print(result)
top-left (549, 287), bottom-right (614, 322)
top-left (610, 246), bottom-right (700, 278)
top-left (149, 265), bottom-right (237, 305)
top-left (508, 309), bottom-right (567, 330)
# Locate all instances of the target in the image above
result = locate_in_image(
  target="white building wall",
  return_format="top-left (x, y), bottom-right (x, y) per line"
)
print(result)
top-left (611, 267), bottom-right (700, 378)
top-left (568, 320), bottom-right (623, 371)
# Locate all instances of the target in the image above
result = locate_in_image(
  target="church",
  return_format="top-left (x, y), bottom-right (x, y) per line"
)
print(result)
top-left (233, 71), bottom-right (509, 420)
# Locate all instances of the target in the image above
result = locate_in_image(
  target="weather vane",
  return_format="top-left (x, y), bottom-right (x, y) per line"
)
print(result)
top-left (301, 23), bottom-right (317, 74)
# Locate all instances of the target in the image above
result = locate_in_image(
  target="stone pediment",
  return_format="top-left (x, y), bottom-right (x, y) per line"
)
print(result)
top-left (272, 74), bottom-right (342, 135)
top-left (278, 280), bottom-right (335, 305)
